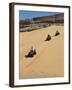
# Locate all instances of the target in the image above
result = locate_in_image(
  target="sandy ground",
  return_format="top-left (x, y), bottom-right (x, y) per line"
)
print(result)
top-left (19, 25), bottom-right (64, 79)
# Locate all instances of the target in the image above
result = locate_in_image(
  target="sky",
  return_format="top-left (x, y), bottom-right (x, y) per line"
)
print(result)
top-left (19, 10), bottom-right (61, 20)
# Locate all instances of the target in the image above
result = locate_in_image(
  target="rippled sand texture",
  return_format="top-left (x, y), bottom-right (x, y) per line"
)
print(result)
top-left (19, 25), bottom-right (64, 79)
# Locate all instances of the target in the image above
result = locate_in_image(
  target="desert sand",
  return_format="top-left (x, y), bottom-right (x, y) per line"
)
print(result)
top-left (19, 25), bottom-right (64, 79)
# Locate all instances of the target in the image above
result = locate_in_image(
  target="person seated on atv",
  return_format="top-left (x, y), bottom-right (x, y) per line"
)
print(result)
top-left (25, 46), bottom-right (36, 58)
top-left (55, 30), bottom-right (60, 36)
top-left (45, 34), bottom-right (51, 41)
top-left (33, 48), bottom-right (36, 55)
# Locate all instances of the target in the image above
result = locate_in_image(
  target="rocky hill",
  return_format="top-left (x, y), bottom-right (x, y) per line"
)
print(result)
top-left (19, 13), bottom-right (64, 32)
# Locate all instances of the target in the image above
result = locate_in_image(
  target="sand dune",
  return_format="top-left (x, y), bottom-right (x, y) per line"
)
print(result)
top-left (19, 25), bottom-right (64, 79)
